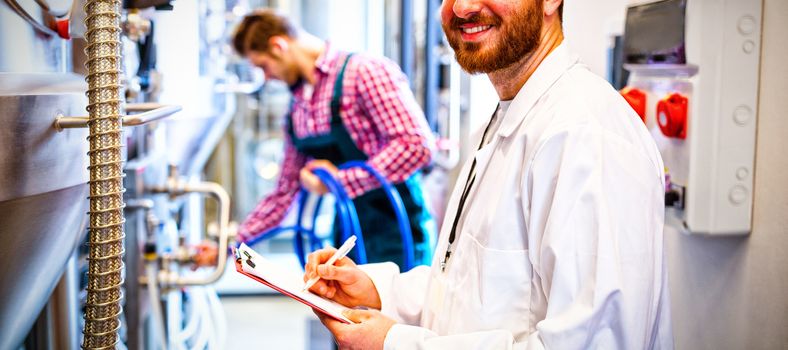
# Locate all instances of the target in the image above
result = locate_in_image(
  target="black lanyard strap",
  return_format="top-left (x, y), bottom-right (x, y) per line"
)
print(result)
top-left (441, 104), bottom-right (500, 271)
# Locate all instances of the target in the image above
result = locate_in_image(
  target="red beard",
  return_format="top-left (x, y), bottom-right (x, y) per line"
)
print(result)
top-left (443, 2), bottom-right (543, 74)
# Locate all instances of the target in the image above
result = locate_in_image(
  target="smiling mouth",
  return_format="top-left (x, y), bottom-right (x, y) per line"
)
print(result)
top-left (461, 25), bottom-right (492, 34)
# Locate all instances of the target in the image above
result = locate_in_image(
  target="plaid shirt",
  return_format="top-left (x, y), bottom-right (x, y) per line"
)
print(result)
top-left (238, 44), bottom-right (433, 242)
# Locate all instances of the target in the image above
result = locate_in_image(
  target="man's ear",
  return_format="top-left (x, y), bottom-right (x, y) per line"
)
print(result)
top-left (544, 0), bottom-right (562, 18)
top-left (268, 36), bottom-right (290, 57)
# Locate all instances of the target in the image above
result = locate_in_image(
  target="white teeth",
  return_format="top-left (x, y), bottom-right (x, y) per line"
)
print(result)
top-left (462, 25), bottom-right (491, 34)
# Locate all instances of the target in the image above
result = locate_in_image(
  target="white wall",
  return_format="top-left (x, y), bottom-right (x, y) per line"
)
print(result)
top-left (563, 0), bottom-right (630, 78)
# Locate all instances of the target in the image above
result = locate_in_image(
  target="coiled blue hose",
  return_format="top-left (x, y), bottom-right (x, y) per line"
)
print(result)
top-left (339, 161), bottom-right (415, 270)
top-left (244, 163), bottom-right (415, 270)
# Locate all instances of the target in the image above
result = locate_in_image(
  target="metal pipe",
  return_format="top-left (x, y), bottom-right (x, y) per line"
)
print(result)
top-left (175, 181), bottom-right (230, 286)
top-left (54, 103), bottom-right (181, 130)
top-left (81, 0), bottom-right (126, 348)
top-left (185, 92), bottom-right (234, 176)
top-left (2, 0), bottom-right (57, 37)
top-left (400, 0), bottom-right (414, 85)
top-left (424, 0), bottom-right (440, 130)
top-left (52, 253), bottom-right (80, 350)
top-left (147, 178), bottom-right (231, 286)
top-left (125, 102), bottom-right (172, 112)
top-left (123, 104), bottom-right (181, 125)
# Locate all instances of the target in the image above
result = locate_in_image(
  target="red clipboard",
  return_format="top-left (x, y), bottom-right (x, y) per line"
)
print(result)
top-left (233, 248), bottom-right (352, 324)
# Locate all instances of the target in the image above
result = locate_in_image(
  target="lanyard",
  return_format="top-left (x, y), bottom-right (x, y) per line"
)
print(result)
top-left (440, 105), bottom-right (500, 272)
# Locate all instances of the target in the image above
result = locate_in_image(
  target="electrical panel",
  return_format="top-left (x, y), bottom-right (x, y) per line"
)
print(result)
top-left (621, 0), bottom-right (762, 235)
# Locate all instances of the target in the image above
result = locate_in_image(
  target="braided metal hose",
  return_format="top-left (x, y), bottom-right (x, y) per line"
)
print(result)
top-left (81, 0), bottom-right (126, 348)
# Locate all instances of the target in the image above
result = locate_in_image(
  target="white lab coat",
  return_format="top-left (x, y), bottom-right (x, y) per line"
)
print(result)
top-left (360, 44), bottom-right (674, 349)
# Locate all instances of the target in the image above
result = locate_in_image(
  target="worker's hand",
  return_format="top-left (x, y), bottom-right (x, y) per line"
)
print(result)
top-left (304, 248), bottom-right (381, 309)
top-left (316, 309), bottom-right (395, 350)
top-left (192, 240), bottom-right (218, 267)
top-left (300, 159), bottom-right (338, 195)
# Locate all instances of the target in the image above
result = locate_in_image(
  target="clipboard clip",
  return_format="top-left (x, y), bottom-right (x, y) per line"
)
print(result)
top-left (241, 249), bottom-right (256, 268)
top-left (233, 247), bottom-right (242, 262)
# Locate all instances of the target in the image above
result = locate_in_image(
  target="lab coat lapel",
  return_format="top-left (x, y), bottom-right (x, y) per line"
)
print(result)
top-left (497, 43), bottom-right (579, 139)
top-left (470, 44), bottom-right (578, 199)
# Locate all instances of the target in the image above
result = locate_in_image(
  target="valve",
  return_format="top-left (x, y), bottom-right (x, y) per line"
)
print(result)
top-left (55, 18), bottom-right (70, 39)
top-left (657, 92), bottom-right (688, 139)
top-left (620, 87), bottom-right (647, 123)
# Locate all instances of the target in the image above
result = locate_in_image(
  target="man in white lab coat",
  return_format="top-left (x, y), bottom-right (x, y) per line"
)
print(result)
top-left (304, 0), bottom-right (675, 348)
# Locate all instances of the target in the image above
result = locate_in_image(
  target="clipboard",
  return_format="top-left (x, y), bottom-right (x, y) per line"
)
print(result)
top-left (234, 243), bottom-right (353, 324)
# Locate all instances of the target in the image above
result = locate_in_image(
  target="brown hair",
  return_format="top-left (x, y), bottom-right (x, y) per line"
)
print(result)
top-left (232, 9), bottom-right (298, 56)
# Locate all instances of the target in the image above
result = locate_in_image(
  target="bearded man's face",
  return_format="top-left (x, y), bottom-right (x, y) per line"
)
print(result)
top-left (441, 0), bottom-right (543, 74)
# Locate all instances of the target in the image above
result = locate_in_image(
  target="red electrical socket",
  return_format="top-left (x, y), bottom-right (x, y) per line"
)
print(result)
top-left (657, 92), bottom-right (688, 139)
top-left (620, 87), bottom-right (647, 123)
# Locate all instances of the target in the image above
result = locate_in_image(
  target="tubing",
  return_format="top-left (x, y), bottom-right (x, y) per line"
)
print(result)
top-left (206, 287), bottom-right (227, 348)
top-left (245, 164), bottom-right (420, 268)
top-left (311, 168), bottom-right (366, 264)
top-left (339, 161), bottom-right (415, 270)
top-left (145, 264), bottom-right (167, 350)
top-left (166, 290), bottom-right (184, 350)
top-left (309, 196), bottom-right (325, 252)
top-left (81, 0), bottom-right (126, 348)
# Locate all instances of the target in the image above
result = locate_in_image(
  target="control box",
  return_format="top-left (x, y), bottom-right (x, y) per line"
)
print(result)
top-left (621, 0), bottom-right (762, 235)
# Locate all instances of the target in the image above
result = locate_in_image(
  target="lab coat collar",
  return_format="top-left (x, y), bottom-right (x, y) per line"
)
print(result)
top-left (496, 43), bottom-right (579, 138)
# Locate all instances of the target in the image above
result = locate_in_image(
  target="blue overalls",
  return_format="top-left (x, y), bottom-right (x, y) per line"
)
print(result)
top-left (286, 54), bottom-right (434, 269)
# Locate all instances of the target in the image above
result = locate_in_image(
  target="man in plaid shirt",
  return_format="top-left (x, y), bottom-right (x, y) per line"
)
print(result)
top-left (220, 9), bottom-right (435, 268)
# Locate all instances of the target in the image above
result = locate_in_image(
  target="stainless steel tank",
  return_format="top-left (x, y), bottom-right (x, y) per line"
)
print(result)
top-left (0, 73), bottom-right (90, 350)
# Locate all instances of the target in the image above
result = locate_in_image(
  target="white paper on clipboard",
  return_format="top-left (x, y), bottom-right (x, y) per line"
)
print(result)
top-left (236, 243), bottom-right (353, 324)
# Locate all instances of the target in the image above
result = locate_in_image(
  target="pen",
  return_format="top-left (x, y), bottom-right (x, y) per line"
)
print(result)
top-left (302, 235), bottom-right (357, 292)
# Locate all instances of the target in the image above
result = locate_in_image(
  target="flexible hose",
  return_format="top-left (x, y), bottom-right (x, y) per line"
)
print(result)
top-left (145, 264), bottom-right (167, 350)
top-left (166, 290), bottom-right (185, 350)
top-left (81, 0), bottom-right (126, 348)
top-left (340, 161), bottom-right (415, 270)
top-left (310, 168), bottom-right (366, 264)
top-left (189, 288), bottom-right (211, 350)
top-left (309, 196), bottom-right (325, 251)
top-left (246, 165), bottom-right (424, 268)
top-left (171, 290), bottom-right (200, 347)
top-left (244, 163), bottom-right (422, 269)
top-left (206, 287), bottom-right (227, 347)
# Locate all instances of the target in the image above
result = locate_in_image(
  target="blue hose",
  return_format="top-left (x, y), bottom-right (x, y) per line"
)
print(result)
top-left (339, 161), bottom-right (415, 270)
top-left (310, 168), bottom-right (366, 264)
top-left (243, 163), bottom-right (414, 270)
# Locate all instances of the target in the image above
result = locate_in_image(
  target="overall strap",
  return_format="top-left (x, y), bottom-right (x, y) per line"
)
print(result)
top-left (330, 53), bottom-right (355, 126)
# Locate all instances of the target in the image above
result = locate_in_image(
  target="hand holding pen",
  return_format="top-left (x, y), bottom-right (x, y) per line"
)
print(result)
top-left (303, 236), bottom-right (382, 309)
top-left (303, 235), bottom-right (357, 291)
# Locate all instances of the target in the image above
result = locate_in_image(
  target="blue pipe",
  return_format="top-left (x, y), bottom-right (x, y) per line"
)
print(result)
top-left (293, 188), bottom-right (310, 267)
top-left (309, 196), bottom-right (324, 252)
top-left (242, 163), bottom-right (415, 270)
top-left (311, 168), bottom-right (367, 264)
top-left (339, 161), bottom-right (415, 270)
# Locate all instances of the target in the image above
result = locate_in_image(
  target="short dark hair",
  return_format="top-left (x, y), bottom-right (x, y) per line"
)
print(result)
top-left (232, 9), bottom-right (298, 56)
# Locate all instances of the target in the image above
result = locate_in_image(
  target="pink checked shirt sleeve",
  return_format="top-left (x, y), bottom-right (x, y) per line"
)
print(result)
top-left (336, 57), bottom-right (433, 198)
top-left (237, 134), bottom-right (306, 242)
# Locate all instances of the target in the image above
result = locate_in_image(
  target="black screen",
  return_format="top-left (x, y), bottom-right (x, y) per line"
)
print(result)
top-left (623, 0), bottom-right (687, 64)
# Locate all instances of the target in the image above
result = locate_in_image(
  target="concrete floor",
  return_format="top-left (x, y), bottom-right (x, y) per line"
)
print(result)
top-left (221, 295), bottom-right (333, 350)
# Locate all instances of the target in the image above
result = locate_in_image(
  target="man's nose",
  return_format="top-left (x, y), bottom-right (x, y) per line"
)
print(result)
top-left (452, 0), bottom-right (483, 19)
